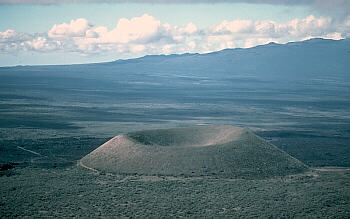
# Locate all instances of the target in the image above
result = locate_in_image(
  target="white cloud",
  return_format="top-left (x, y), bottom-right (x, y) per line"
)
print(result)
top-left (202, 15), bottom-right (346, 49)
top-left (102, 14), bottom-right (162, 44)
top-left (48, 18), bottom-right (93, 39)
top-left (211, 20), bottom-right (253, 34)
top-left (0, 29), bottom-right (32, 52)
top-left (23, 36), bottom-right (58, 51)
top-left (130, 44), bottom-right (146, 53)
top-left (0, 29), bottom-right (31, 43)
top-left (209, 15), bottom-right (334, 39)
top-left (43, 14), bottom-right (199, 55)
top-left (1, 14), bottom-right (350, 57)
top-left (287, 15), bottom-right (333, 37)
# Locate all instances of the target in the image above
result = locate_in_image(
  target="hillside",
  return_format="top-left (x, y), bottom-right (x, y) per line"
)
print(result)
top-left (104, 38), bottom-right (350, 80)
top-left (2, 38), bottom-right (349, 82)
top-left (80, 126), bottom-right (308, 179)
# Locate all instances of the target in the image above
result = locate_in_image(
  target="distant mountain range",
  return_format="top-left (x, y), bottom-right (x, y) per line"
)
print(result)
top-left (1, 38), bottom-right (349, 83)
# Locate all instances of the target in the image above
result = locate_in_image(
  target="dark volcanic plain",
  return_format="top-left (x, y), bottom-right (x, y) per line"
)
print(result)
top-left (1, 38), bottom-right (350, 217)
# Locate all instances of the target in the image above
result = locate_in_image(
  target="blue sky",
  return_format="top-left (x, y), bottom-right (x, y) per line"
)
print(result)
top-left (0, 1), bottom-right (349, 66)
top-left (0, 3), bottom-right (314, 33)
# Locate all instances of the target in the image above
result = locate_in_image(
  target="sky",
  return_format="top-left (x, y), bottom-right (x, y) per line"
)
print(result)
top-left (0, 0), bottom-right (349, 66)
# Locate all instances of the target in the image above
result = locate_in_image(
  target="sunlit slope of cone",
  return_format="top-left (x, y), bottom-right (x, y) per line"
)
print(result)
top-left (81, 126), bottom-right (308, 178)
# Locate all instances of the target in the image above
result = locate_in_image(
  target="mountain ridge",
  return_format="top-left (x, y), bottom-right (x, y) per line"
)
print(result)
top-left (1, 38), bottom-right (348, 68)
top-left (105, 37), bottom-right (349, 65)
top-left (1, 38), bottom-right (349, 82)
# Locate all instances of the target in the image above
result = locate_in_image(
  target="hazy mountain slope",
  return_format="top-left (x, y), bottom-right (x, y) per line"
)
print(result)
top-left (101, 38), bottom-right (350, 80)
top-left (1, 38), bottom-right (349, 82)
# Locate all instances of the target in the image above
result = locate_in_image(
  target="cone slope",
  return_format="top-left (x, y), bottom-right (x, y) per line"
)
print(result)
top-left (81, 126), bottom-right (308, 178)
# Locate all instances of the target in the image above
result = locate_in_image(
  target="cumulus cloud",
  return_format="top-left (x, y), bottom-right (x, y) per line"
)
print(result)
top-left (0, 29), bottom-right (32, 52)
top-left (0, 29), bottom-right (31, 43)
top-left (105, 14), bottom-right (162, 43)
top-left (207, 15), bottom-right (335, 41)
top-left (48, 18), bottom-right (93, 39)
top-left (1, 14), bottom-right (350, 57)
top-left (41, 14), bottom-right (198, 55)
top-left (198, 15), bottom-right (350, 51)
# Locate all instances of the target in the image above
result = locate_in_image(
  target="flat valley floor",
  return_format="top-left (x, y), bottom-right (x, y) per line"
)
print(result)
top-left (1, 165), bottom-right (349, 218)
